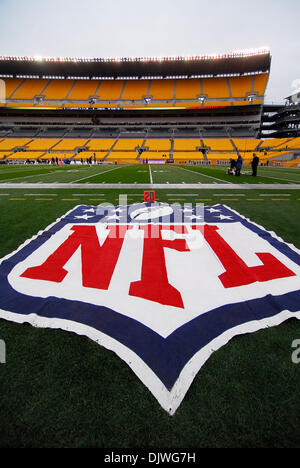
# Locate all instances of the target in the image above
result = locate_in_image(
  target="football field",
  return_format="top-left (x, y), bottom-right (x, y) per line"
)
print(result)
top-left (0, 163), bottom-right (300, 185)
top-left (0, 163), bottom-right (300, 448)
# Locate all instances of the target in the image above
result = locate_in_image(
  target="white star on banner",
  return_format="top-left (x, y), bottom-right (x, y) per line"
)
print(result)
top-left (75, 214), bottom-right (95, 220)
top-left (206, 208), bottom-right (220, 213)
top-left (216, 214), bottom-right (233, 220)
top-left (185, 215), bottom-right (203, 220)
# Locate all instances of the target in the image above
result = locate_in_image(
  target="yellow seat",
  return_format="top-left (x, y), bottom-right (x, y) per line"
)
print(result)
top-left (68, 80), bottom-right (100, 100)
top-left (122, 80), bottom-right (149, 100)
top-left (148, 80), bottom-right (174, 100)
top-left (202, 78), bottom-right (229, 99)
top-left (44, 80), bottom-right (74, 100)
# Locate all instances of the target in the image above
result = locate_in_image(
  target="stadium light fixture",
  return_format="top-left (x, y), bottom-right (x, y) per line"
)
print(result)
top-left (246, 93), bottom-right (258, 104)
top-left (197, 95), bottom-right (207, 106)
top-left (0, 47), bottom-right (270, 64)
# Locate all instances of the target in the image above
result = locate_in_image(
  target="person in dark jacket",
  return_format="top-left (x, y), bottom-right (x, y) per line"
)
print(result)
top-left (227, 158), bottom-right (236, 175)
top-left (235, 155), bottom-right (243, 176)
top-left (251, 153), bottom-right (260, 176)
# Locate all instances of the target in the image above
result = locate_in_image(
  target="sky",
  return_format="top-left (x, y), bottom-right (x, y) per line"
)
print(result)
top-left (0, 0), bottom-right (299, 103)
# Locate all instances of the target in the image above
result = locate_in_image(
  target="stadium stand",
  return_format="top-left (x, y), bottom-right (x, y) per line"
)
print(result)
top-left (1, 48), bottom-right (270, 111)
top-left (12, 79), bottom-right (48, 100)
top-left (97, 80), bottom-right (124, 102)
top-left (145, 139), bottom-right (171, 151)
top-left (0, 48), bottom-right (299, 165)
top-left (122, 80), bottom-right (150, 101)
top-left (67, 80), bottom-right (99, 101)
top-left (88, 139), bottom-right (116, 151)
top-left (253, 73), bottom-right (269, 95)
top-left (175, 79), bottom-right (201, 100)
top-left (283, 157), bottom-right (300, 167)
top-left (53, 139), bottom-right (88, 150)
top-left (6, 151), bottom-right (44, 160)
top-left (1, 74), bottom-right (266, 109)
top-left (43, 80), bottom-right (73, 100)
top-left (113, 139), bottom-right (144, 150)
top-left (0, 136), bottom-right (299, 164)
top-left (202, 77), bottom-right (229, 99)
top-left (0, 138), bottom-right (32, 149)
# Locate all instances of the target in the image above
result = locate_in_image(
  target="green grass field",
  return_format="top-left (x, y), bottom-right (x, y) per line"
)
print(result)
top-left (0, 162), bottom-right (299, 185)
top-left (0, 163), bottom-right (300, 448)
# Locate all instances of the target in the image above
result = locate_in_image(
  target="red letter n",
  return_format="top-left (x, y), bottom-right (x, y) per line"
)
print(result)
top-left (21, 225), bottom-right (129, 290)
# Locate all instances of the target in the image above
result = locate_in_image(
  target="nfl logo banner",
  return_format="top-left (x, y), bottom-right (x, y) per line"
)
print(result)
top-left (0, 202), bottom-right (300, 415)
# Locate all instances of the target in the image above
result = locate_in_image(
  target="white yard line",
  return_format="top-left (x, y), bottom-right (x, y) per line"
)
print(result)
top-left (177, 165), bottom-right (232, 184)
top-left (213, 193), bottom-right (246, 196)
top-left (24, 193), bottom-right (58, 196)
top-left (0, 169), bottom-right (62, 182)
top-left (149, 164), bottom-right (153, 184)
top-left (71, 193), bottom-right (105, 196)
top-left (71, 166), bottom-right (124, 183)
top-left (0, 168), bottom-right (47, 176)
top-left (255, 173), bottom-right (300, 184)
top-left (259, 193), bottom-right (291, 196)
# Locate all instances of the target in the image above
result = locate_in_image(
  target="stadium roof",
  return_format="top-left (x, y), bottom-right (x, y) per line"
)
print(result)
top-left (0, 48), bottom-right (271, 79)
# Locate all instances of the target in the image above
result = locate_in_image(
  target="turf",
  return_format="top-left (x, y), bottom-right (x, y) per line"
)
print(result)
top-left (0, 166), bottom-right (300, 448)
top-left (0, 163), bottom-right (299, 184)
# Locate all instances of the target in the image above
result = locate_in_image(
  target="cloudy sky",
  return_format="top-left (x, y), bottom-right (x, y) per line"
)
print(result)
top-left (0, 0), bottom-right (299, 102)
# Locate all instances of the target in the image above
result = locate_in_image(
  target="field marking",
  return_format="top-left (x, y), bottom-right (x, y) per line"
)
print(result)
top-left (0, 169), bottom-right (63, 182)
top-left (120, 193), bottom-right (145, 196)
top-left (35, 198), bottom-right (53, 201)
top-left (71, 166), bottom-right (124, 183)
top-left (213, 193), bottom-right (246, 197)
top-left (24, 193), bottom-right (58, 196)
top-left (221, 198), bottom-right (239, 201)
top-left (0, 167), bottom-right (56, 176)
top-left (259, 168), bottom-right (300, 175)
top-left (167, 193), bottom-right (198, 196)
top-left (61, 198), bottom-right (80, 201)
top-left (259, 193), bottom-right (291, 196)
top-left (72, 193), bottom-right (105, 196)
top-left (246, 198), bottom-right (264, 201)
top-left (149, 164), bottom-right (153, 184)
top-left (9, 197), bottom-right (26, 200)
top-left (177, 165), bottom-right (232, 184)
top-left (256, 173), bottom-right (300, 184)
top-left (1, 182), bottom-right (300, 190)
top-left (115, 198), bottom-right (133, 201)
top-left (271, 198), bottom-right (290, 201)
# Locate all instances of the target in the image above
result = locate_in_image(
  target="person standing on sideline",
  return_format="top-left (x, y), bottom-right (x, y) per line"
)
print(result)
top-left (235, 155), bottom-right (243, 176)
top-left (251, 153), bottom-right (260, 176)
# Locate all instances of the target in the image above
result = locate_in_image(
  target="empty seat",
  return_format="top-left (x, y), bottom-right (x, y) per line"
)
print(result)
top-left (68, 80), bottom-right (100, 100)
top-left (122, 80), bottom-right (149, 100)
top-left (202, 78), bottom-right (229, 99)
top-left (148, 79), bottom-right (175, 99)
